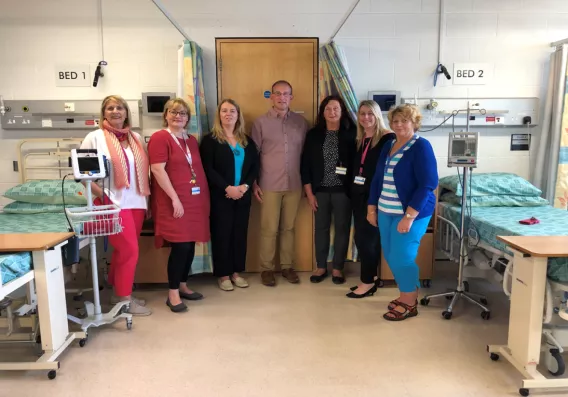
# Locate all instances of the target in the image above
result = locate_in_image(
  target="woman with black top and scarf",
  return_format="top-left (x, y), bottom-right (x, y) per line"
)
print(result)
top-left (347, 100), bottom-right (395, 298)
top-left (301, 95), bottom-right (356, 284)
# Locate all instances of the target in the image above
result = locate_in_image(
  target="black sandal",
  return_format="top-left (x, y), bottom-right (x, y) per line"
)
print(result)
top-left (383, 301), bottom-right (418, 321)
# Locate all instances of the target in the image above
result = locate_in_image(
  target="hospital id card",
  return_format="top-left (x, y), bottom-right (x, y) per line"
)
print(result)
top-left (354, 176), bottom-right (365, 185)
top-left (191, 186), bottom-right (201, 195)
top-left (335, 166), bottom-right (347, 175)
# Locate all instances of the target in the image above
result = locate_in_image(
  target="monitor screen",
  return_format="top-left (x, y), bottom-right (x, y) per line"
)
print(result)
top-left (77, 156), bottom-right (101, 173)
top-left (146, 96), bottom-right (171, 113)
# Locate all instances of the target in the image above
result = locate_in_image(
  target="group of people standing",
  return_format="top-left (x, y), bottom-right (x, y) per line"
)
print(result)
top-left (80, 79), bottom-right (438, 322)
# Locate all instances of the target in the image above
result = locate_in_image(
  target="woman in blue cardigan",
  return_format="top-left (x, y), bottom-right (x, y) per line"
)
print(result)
top-left (367, 104), bottom-right (438, 321)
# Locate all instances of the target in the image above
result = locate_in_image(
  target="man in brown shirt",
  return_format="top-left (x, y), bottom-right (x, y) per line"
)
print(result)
top-left (251, 80), bottom-right (309, 286)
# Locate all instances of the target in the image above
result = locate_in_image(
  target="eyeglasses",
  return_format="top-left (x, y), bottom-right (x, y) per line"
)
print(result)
top-left (272, 91), bottom-right (292, 97)
top-left (169, 110), bottom-right (188, 117)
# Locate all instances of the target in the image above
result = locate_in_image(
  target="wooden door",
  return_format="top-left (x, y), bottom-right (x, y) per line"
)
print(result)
top-left (216, 38), bottom-right (319, 272)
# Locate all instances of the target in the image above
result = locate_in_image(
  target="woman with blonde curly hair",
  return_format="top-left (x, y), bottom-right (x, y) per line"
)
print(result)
top-left (200, 99), bottom-right (259, 291)
top-left (367, 104), bottom-right (438, 321)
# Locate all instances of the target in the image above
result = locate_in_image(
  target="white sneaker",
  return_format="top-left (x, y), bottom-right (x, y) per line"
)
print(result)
top-left (111, 295), bottom-right (146, 306)
top-left (125, 299), bottom-right (152, 316)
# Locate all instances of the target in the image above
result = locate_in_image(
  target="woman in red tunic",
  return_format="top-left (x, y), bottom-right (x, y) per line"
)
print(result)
top-left (148, 98), bottom-right (210, 313)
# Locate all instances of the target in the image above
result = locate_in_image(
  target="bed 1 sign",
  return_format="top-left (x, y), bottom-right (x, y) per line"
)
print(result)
top-left (453, 63), bottom-right (493, 85)
top-left (55, 64), bottom-right (91, 87)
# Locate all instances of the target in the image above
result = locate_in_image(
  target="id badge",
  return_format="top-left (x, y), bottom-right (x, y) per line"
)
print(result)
top-left (335, 166), bottom-right (347, 175)
top-left (191, 186), bottom-right (201, 195)
top-left (354, 176), bottom-right (365, 185)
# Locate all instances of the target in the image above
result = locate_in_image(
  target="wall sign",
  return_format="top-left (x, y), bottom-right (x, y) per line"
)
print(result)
top-left (453, 63), bottom-right (493, 85)
top-left (263, 90), bottom-right (271, 98)
top-left (55, 64), bottom-right (91, 87)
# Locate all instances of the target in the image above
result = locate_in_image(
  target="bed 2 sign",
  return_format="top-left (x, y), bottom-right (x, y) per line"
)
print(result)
top-left (452, 63), bottom-right (493, 85)
top-left (55, 64), bottom-right (91, 87)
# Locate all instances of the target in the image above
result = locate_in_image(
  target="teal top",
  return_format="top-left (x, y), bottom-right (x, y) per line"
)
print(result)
top-left (230, 142), bottom-right (245, 186)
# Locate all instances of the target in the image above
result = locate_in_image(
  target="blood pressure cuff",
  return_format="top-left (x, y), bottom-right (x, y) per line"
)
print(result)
top-left (62, 236), bottom-right (80, 266)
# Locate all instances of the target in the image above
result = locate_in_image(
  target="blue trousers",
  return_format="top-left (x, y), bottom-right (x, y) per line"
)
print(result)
top-left (378, 213), bottom-right (431, 293)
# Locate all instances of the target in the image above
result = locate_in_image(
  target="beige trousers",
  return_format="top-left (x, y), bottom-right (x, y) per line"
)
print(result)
top-left (259, 190), bottom-right (302, 271)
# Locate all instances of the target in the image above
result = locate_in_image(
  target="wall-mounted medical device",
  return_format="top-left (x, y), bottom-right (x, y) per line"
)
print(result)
top-left (141, 92), bottom-right (175, 116)
top-left (0, 100), bottom-right (140, 130)
top-left (400, 97), bottom-right (539, 128)
top-left (368, 91), bottom-right (400, 112)
top-left (448, 131), bottom-right (479, 168)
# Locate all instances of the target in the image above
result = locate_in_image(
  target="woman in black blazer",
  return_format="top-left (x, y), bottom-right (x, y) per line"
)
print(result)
top-left (200, 99), bottom-right (259, 291)
top-left (301, 95), bottom-right (356, 284)
top-left (347, 100), bottom-right (395, 299)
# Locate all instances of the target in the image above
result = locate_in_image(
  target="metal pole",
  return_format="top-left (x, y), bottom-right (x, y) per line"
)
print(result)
top-left (551, 38), bottom-right (568, 47)
top-left (151, 0), bottom-right (192, 42)
top-left (438, 0), bottom-right (446, 64)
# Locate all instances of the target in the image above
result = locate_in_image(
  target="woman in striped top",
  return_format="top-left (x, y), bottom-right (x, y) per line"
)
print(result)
top-left (367, 104), bottom-right (438, 321)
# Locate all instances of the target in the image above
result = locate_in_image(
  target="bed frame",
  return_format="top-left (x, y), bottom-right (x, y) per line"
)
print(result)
top-left (435, 205), bottom-right (568, 376)
top-left (0, 138), bottom-right (89, 353)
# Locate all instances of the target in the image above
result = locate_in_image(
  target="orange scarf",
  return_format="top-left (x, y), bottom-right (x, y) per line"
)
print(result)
top-left (103, 120), bottom-right (150, 196)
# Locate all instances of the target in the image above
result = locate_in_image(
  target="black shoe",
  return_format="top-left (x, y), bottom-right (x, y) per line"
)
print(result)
top-left (180, 291), bottom-right (203, 301)
top-left (346, 284), bottom-right (378, 299)
top-left (166, 299), bottom-right (188, 313)
top-left (350, 278), bottom-right (382, 291)
top-left (332, 275), bottom-right (346, 285)
top-left (310, 270), bottom-right (328, 283)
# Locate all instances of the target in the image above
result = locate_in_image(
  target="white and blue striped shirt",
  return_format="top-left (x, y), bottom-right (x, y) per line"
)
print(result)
top-left (378, 135), bottom-right (419, 215)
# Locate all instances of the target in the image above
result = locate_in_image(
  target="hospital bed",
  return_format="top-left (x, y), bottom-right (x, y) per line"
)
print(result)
top-left (434, 173), bottom-right (568, 380)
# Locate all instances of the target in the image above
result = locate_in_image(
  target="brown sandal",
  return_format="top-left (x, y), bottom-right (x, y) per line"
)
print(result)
top-left (388, 299), bottom-right (417, 310)
top-left (383, 301), bottom-right (418, 321)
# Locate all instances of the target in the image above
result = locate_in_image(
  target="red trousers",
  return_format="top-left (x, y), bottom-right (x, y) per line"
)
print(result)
top-left (108, 209), bottom-right (145, 296)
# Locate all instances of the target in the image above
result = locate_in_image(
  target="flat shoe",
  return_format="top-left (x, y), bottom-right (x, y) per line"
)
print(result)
top-left (166, 299), bottom-right (187, 313)
top-left (231, 276), bottom-right (249, 288)
top-left (180, 291), bottom-right (204, 300)
top-left (218, 279), bottom-right (234, 291)
top-left (310, 271), bottom-right (328, 283)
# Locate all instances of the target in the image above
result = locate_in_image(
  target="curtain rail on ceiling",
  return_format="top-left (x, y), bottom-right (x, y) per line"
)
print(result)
top-left (150, 0), bottom-right (192, 42)
top-left (328, 0), bottom-right (361, 43)
top-left (551, 38), bottom-right (568, 47)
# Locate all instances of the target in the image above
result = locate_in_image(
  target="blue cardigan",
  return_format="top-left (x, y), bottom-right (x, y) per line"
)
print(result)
top-left (368, 136), bottom-right (438, 220)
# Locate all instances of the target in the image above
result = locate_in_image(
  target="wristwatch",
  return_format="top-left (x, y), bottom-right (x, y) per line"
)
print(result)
top-left (244, 184), bottom-right (249, 191)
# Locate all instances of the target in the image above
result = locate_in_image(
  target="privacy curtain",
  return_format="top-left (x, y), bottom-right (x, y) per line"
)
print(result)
top-left (178, 40), bottom-right (213, 274)
top-left (533, 44), bottom-right (568, 209)
top-left (319, 41), bottom-right (359, 261)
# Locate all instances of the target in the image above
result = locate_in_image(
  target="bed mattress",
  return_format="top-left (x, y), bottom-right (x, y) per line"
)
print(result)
top-left (0, 212), bottom-right (71, 234)
top-left (438, 203), bottom-right (568, 282)
top-left (0, 212), bottom-right (73, 285)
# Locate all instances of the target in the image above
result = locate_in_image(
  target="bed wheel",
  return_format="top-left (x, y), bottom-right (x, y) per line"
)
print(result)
top-left (48, 370), bottom-right (56, 380)
top-left (422, 279), bottom-right (431, 288)
top-left (79, 338), bottom-right (87, 347)
top-left (126, 319), bottom-right (132, 330)
top-left (547, 348), bottom-right (565, 377)
top-left (490, 353), bottom-right (499, 361)
top-left (442, 311), bottom-right (452, 320)
top-left (420, 298), bottom-right (430, 306)
top-left (481, 311), bottom-right (491, 320)
top-left (519, 388), bottom-right (529, 396)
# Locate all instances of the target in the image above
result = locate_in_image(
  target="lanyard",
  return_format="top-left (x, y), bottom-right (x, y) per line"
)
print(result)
top-left (168, 129), bottom-right (197, 183)
top-left (359, 138), bottom-right (372, 175)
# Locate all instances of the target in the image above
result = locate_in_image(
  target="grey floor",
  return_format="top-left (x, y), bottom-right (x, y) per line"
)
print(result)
top-left (1, 261), bottom-right (567, 397)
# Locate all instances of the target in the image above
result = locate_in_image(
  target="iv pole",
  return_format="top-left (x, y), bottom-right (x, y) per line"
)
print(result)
top-left (420, 101), bottom-right (491, 320)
